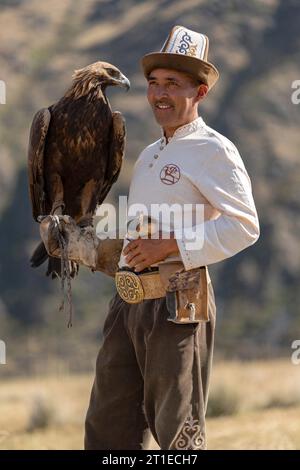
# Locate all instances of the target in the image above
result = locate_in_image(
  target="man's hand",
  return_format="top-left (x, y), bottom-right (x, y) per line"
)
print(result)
top-left (123, 236), bottom-right (179, 272)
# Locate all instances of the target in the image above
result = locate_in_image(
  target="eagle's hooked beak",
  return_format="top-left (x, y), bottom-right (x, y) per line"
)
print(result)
top-left (117, 73), bottom-right (130, 91)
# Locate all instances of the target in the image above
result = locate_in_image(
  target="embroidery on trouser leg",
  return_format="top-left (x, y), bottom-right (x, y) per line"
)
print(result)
top-left (172, 412), bottom-right (206, 450)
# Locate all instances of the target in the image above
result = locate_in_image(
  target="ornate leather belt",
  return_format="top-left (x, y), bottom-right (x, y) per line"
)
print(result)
top-left (115, 263), bottom-right (210, 323)
top-left (115, 268), bottom-right (166, 304)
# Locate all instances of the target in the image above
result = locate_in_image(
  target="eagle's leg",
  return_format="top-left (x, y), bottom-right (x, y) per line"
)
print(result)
top-left (49, 173), bottom-right (65, 216)
top-left (77, 179), bottom-right (97, 227)
top-left (46, 173), bottom-right (78, 280)
top-left (51, 201), bottom-right (65, 216)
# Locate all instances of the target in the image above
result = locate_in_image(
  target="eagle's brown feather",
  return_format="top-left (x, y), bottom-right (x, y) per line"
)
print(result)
top-left (28, 108), bottom-right (51, 221)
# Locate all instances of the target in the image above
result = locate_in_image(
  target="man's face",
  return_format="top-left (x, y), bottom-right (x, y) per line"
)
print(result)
top-left (147, 68), bottom-right (207, 134)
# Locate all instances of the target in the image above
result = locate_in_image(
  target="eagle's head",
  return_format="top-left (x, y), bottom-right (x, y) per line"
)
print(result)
top-left (66, 61), bottom-right (130, 100)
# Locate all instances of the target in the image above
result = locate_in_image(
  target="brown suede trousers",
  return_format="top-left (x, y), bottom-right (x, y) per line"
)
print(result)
top-left (84, 281), bottom-right (216, 450)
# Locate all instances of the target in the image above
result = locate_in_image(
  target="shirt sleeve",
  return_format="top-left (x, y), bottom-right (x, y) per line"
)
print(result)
top-left (175, 144), bottom-right (260, 270)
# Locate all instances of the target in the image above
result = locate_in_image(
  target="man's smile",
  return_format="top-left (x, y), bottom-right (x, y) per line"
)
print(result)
top-left (155, 102), bottom-right (174, 111)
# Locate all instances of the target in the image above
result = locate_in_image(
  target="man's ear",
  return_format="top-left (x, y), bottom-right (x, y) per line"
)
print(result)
top-left (196, 84), bottom-right (209, 102)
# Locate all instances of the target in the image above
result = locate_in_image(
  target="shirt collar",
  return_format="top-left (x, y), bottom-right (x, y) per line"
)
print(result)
top-left (159, 116), bottom-right (206, 149)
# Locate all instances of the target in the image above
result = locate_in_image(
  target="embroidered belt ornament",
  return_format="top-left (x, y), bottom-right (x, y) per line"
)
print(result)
top-left (115, 271), bottom-right (144, 304)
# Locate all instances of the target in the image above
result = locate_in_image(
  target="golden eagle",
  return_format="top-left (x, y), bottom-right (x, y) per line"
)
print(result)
top-left (28, 61), bottom-right (130, 278)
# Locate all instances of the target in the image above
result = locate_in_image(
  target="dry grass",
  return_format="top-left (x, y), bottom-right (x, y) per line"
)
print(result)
top-left (0, 359), bottom-right (300, 450)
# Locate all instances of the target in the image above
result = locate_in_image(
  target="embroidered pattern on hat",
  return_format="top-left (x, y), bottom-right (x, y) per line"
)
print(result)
top-left (177, 32), bottom-right (193, 54)
top-left (176, 32), bottom-right (197, 57)
top-left (188, 44), bottom-right (198, 57)
top-left (166, 27), bottom-right (206, 59)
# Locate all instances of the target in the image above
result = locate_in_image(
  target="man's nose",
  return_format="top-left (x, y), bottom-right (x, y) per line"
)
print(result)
top-left (154, 86), bottom-right (169, 99)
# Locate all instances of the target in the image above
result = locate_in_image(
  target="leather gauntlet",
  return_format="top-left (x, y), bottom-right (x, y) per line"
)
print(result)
top-left (39, 215), bottom-right (123, 278)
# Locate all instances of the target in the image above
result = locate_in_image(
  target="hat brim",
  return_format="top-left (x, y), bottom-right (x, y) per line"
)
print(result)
top-left (141, 52), bottom-right (219, 90)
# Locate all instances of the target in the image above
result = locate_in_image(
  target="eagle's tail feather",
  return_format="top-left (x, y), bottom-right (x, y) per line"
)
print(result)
top-left (46, 256), bottom-right (62, 279)
top-left (30, 242), bottom-right (79, 279)
top-left (30, 241), bottom-right (48, 267)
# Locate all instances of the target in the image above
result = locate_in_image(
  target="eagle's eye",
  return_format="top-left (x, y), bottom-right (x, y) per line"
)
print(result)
top-left (106, 68), bottom-right (119, 78)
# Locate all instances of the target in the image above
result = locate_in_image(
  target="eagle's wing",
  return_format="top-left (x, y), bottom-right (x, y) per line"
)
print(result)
top-left (97, 111), bottom-right (126, 204)
top-left (28, 108), bottom-right (51, 221)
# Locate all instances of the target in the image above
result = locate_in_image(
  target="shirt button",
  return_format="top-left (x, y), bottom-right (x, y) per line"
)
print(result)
top-left (149, 163), bottom-right (153, 168)
top-left (154, 154), bottom-right (159, 159)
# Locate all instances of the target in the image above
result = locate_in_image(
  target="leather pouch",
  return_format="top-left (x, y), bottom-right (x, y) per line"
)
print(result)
top-left (159, 262), bottom-right (209, 324)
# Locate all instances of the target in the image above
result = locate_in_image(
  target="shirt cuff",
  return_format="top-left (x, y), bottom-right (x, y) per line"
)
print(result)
top-left (174, 226), bottom-right (206, 270)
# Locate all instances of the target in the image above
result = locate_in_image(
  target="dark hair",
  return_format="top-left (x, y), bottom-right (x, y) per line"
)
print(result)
top-left (186, 73), bottom-right (205, 88)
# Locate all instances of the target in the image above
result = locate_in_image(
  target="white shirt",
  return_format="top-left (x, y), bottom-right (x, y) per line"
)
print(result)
top-left (118, 116), bottom-right (260, 270)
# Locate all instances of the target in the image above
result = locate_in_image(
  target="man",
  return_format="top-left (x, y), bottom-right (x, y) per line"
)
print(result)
top-left (83, 26), bottom-right (260, 450)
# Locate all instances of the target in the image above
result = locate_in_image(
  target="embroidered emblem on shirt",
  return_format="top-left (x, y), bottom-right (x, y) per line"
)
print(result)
top-left (160, 164), bottom-right (181, 185)
top-left (172, 413), bottom-right (206, 450)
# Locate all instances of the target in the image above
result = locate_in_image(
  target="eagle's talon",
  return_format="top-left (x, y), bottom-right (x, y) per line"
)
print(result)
top-left (77, 217), bottom-right (93, 228)
top-left (37, 215), bottom-right (48, 223)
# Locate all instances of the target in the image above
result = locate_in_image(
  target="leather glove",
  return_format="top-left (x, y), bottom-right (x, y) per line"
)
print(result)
top-left (39, 215), bottom-right (123, 277)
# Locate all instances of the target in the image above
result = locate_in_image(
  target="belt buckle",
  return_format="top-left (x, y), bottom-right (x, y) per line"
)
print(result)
top-left (115, 271), bottom-right (144, 304)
